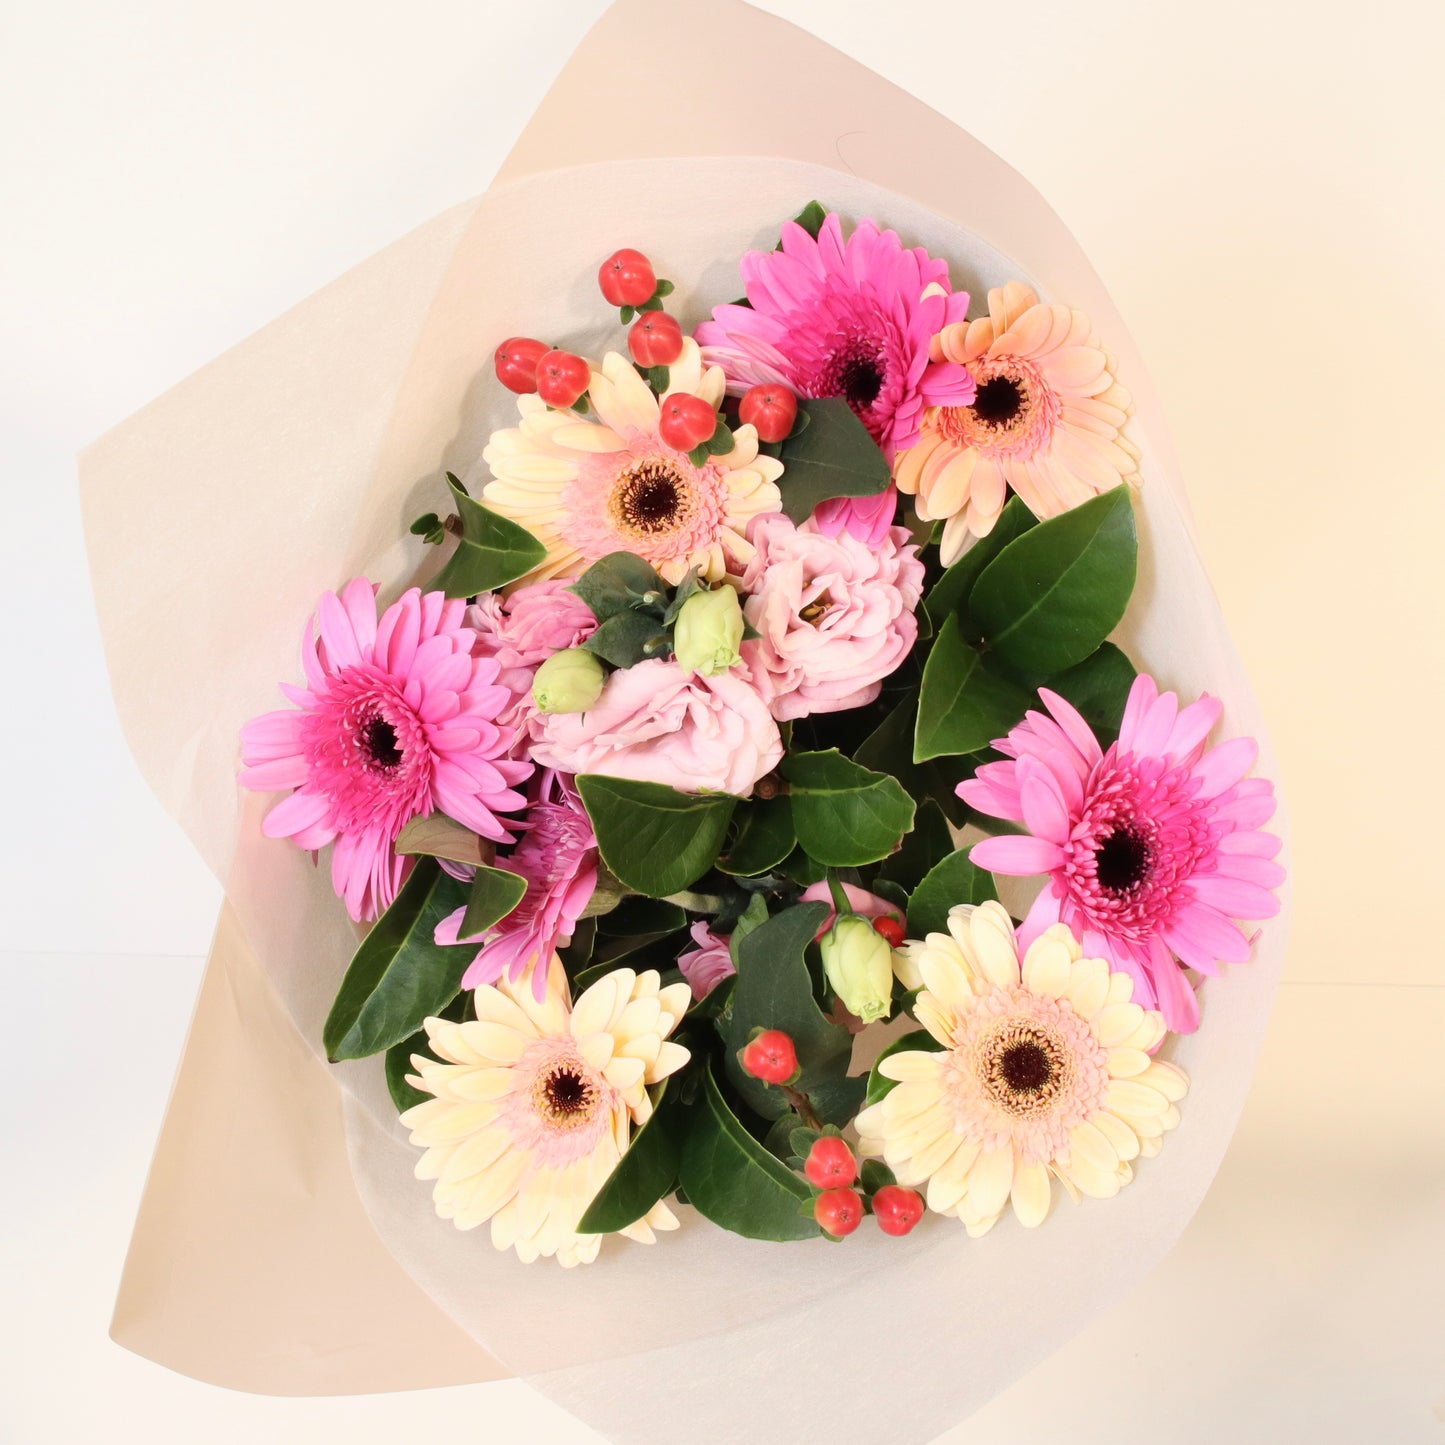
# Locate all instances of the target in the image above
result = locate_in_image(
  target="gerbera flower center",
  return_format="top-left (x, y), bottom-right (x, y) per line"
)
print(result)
top-left (971, 375), bottom-right (1024, 426)
top-left (609, 458), bottom-right (698, 539)
top-left (1094, 825), bottom-right (1152, 893)
top-left (978, 1019), bottom-right (1071, 1119)
top-left (998, 1038), bottom-right (1054, 1093)
top-left (535, 1058), bottom-right (600, 1129)
top-left (361, 714), bottom-right (403, 769)
top-left (839, 354), bottom-right (884, 408)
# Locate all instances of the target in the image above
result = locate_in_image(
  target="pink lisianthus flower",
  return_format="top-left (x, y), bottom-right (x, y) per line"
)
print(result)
top-left (798, 881), bottom-right (904, 938)
top-left (677, 921), bottom-right (735, 1001)
top-left (466, 579), bottom-right (598, 732)
top-left (239, 580), bottom-right (531, 922)
top-left (958, 675), bottom-right (1283, 1033)
top-left (528, 658), bottom-right (783, 797)
top-left (739, 513), bottom-right (924, 721)
top-left (696, 212), bottom-right (974, 540)
top-left (434, 770), bottom-right (598, 1001)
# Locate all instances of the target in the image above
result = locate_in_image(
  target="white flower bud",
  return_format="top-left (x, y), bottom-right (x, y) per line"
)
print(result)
top-left (673, 586), bottom-right (744, 678)
top-left (531, 648), bottom-right (605, 714)
top-left (820, 914), bottom-right (894, 1024)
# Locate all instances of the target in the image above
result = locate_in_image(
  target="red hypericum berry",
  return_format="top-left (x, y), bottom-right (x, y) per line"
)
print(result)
top-left (493, 336), bottom-right (548, 395)
top-left (659, 393), bottom-right (717, 452)
top-left (535, 349), bottom-right (591, 408)
top-left (872, 914), bottom-right (906, 949)
top-left (599, 248), bottom-right (657, 307)
top-left (804, 1135), bottom-right (858, 1190)
top-left (737, 383), bottom-right (799, 444)
top-left (872, 1184), bottom-right (925, 1237)
top-left (740, 1029), bottom-right (797, 1085)
top-left (628, 311), bottom-right (683, 367)
top-left (814, 1187), bottom-right (864, 1238)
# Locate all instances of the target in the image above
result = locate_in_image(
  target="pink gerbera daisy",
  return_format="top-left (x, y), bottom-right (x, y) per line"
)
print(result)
top-left (957, 675), bottom-right (1282, 1032)
top-left (240, 579), bottom-right (531, 922)
top-left (696, 212), bottom-right (974, 538)
top-left (434, 770), bottom-right (599, 999)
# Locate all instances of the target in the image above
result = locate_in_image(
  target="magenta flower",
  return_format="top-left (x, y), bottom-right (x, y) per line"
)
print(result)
top-left (958, 675), bottom-right (1282, 1033)
top-left (240, 580), bottom-right (531, 922)
top-left (696, 212), bottom-right (974, 537)
top-left (740, 514), bottom-right (923, 721)
top-left (677, 921), bottom-right (735, 1002)
top-left (435, 771), bottom-right (598, 1000)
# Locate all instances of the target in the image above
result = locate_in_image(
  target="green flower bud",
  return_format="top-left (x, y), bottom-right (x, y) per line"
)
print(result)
top-left (531, 648), bottom-right (605, 714)
top-left (819, 914), bottom-right (894, 1025)
top-left (673, 585), bottom-right (744, 678)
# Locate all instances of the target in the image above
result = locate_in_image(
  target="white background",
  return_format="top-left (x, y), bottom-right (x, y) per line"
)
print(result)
top-left (3, 0), bottom-right (1443, 1441)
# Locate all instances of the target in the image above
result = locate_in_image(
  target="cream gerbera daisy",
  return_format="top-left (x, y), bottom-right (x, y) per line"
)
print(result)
top-left (481, 339), bottom-right (784, 585)
top-left (893, 281), bottom-right (1140, 564)
top-left (401, 956), bottom-right (690, 1266)
top-left (856, 900), bottom-right (1186, 1237)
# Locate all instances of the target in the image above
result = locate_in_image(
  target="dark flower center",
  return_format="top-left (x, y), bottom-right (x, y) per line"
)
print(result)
top-left (1095, 826), bottom-right (1152, 893)
top-left (998, 1039), bottom-right (1054, 1094)
top-left (839, 354), bottom-right (884, 408)
top-left (614, 461), bottom-right (688, 535)
top-left (545, 1069), bottom-right (591, 1115)
top-left (362, 715), bottom-right (403, 769)
top-left (971, 375), bottom-right (1024, 426)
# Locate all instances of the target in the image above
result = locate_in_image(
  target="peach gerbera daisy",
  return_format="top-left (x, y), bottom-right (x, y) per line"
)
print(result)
top-left (894, 282), bottom-right (1140, 564)
top-left (481, 339), bottom-right (783, 585)
top-left (400, 957), bottom-right (690, 1266)
top-left (856, 901), bottom-right (1186, 1237)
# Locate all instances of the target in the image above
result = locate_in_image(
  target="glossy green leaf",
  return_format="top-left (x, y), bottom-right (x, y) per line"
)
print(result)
top-left (719, 901), bottom-right (856, 1123)
top-left (906, 849), bottom-right (999, 940)
top-left (854, 695), bottom-right (969, 827)
top-left (581, 609), bottom-right (670, 667)
top-left (970, 487), bottom-right (1137, 675)
top-left (459, 864), bottom-right (528, 941)
top-left (877, 798), bottom-right (954, 894)
top-left (924, 496), bottom-right (1038, 625)
top-left (577, 1081), bottom-right (681, 1233)
top-left (678, 1062), bottom-right (819, 1241)
top-left (385, 1028), bottom-right (433, 1113)
top-left (577, 775), bottom-right (737, 897)
top-left (863, 1029), bottom-right (945, 1106)
top-left (393, 812), bottom-right (492, 868)
top-left (570, 551), bottom-right (665, 623)
top-left (717, 794), bottom-right (796, 876)
top-left (914, 614), bottom-right (1032, 761)
top-left (1044, 641), bottom-right (1138, 739)
top-left (781, 749), bottom-right (915, 867)
top-left (775, 397), bottom-right (890, 524)
top-left (597, 896), bottom-right (688, 937)
top-left (431, 473), bottom-right (546, 599)
top-left (323, 860), bottom-right (469, 1061)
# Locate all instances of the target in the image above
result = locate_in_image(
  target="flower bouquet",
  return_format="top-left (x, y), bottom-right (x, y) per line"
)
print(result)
top-left (87, 3), bottom-right (1290, 1438)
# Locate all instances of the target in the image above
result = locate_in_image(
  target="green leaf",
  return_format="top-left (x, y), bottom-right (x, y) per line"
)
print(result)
top-left (860, 1158), bottom-right (897, 1194)
top-left (654, 279), bottom-right (675, 298)
top-left (906, 849), bottom-right (998, 940)
top-left (677, 1062), bottom-right (819, 1241)
top-left (393, 813), bottom-right (493, 868)
top-left (596, 896), bottom-right (688, 937)
top-left (914, 614), bottom-right (1032, 761)
top-left (570, 551), bottom-right (666, 623)
top-left (877, 798), bottom-right (954, 894)
top-left (863, 1029), bottom-right (945, 1106)
top-left (719, 901), bottom-right (856, 1122)
top-left (775, 397), bottom-right (890, 524)
top-left (577, 775), bottom-right (737, 897)
top-left (431, 473), bottom-right (546, 599)
top-left (785, 200), bottom-right (828, 241)
top-left (726, 893), bottom-right (771, 964)
top-left (323, 860), bottom-right (470, 1061)
top-left (781, 750), bottom-right (915, 867)
top-left (924, 496), bottom-right (1038, 625)
top-left (581, 609), bottom-right (671, 667)
top-left (970, 487), bottom-right (1137, 675)
top-left (717, 794), bottom-right (796, 876)
top-left (577, 1081), bottom-right (682, 1233)
top-left (781, 844), bottom-right (828, 886)
top-left (703, 416), bottom-right (734, 455)
top-left (1044, 641), bottom-right (1138, 739)
top-left (854, 696), bottom-right (968, 827)
top-left (459, 864), bottom-right (527, 941)
top-left (385, 1028), bottom-right (433, 1113)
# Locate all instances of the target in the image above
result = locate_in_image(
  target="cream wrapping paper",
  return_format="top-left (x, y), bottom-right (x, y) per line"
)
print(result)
top-left (84, 2), bottom-right (1290, 1440)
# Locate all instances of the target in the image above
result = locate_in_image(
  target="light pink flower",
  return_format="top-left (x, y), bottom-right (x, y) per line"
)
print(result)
top-left (739, 513), bottom-right (924, 721)
top-left (799, 881), bottom-right (904, 938)
top-left (677, 921), bottom-right (735, 1001)
top-left (529, 658), bottom-right (783, 797)
top-left (958, 675), bottom-right (1283, 1032)
top-left (466, 580), bottom-right (598, 732)
top-left (696, 212), bottom-right (973, 540)
top-left (240, 580), bottom-right (531, 922)
top-left (435, 771), bottom-right (598, 1001)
